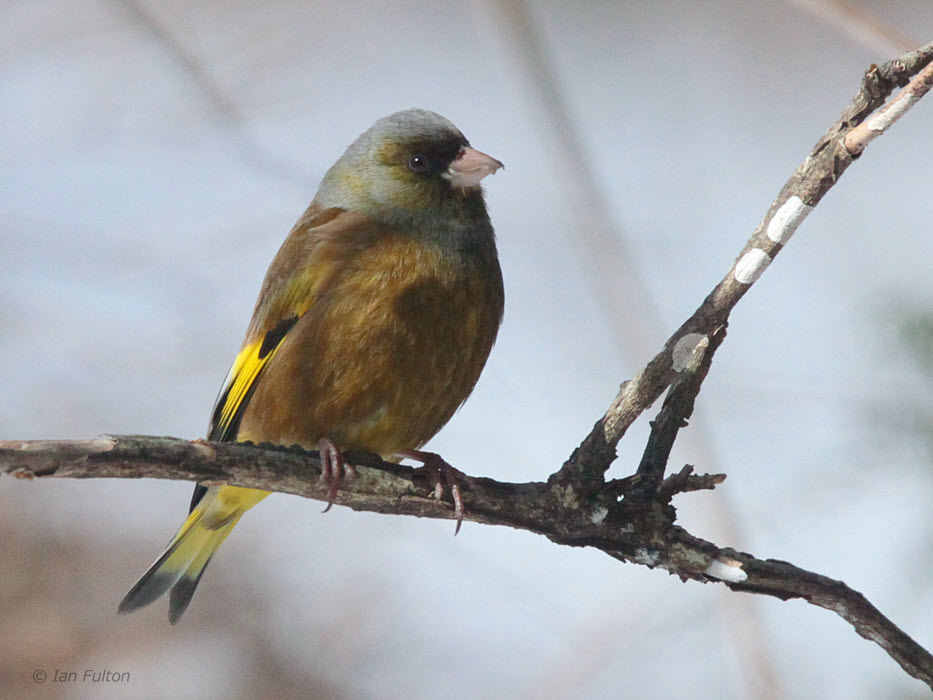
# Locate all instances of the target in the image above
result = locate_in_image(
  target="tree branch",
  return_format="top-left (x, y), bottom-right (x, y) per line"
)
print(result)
top-left (3, 41), bottom-right (933, 689)
top-left (551, 39), bottom-right (933, 492)
top-left (632, 324), bottom-right (727, 499)
top-left (1, 434), bottom-right (931, 685)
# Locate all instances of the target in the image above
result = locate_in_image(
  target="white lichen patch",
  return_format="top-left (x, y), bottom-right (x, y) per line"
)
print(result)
top-left (672, 333), bottom-right (708, 372)
top-left (766, 196), bottom-right (811, 244)
top-left (705, 558), bottom-right (748, 583)
top-left (734, 249), bottom-right (771, 284)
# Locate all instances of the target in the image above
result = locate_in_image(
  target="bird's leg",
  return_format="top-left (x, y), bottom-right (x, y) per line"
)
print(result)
top-left (318, 437), bottom-right (356, 512)
top-left (395, 449), bottom-right (474, 534)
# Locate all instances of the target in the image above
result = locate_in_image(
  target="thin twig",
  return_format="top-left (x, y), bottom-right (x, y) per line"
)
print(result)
top-left (844, 58), bottom-right (933, 154)
top-left (551, 40), bottom-right (933, 490)
top-left (633, 324), bottom-right (727, 498)
top-left (785, 0), bottom-right (919, 56)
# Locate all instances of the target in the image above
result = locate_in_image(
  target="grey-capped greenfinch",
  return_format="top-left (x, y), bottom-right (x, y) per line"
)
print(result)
top-left (119, 109), bottom-right (505, 623)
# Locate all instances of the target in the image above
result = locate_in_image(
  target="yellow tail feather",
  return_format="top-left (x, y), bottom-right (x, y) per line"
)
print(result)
top-left (119, 485), bottom-right (268, 623)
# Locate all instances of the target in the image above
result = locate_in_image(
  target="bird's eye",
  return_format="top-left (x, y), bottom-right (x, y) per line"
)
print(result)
top-left (408, 155), bottom-right (431, 174)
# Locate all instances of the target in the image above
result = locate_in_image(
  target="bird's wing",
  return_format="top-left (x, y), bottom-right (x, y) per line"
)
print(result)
top-left (207, 314), bottom-right (300, 442)
top-left (206, 205), bottom-right (368, 443)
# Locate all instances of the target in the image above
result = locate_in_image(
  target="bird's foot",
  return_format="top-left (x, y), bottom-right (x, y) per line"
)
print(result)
top-left (396, 449), bottom-right (474, 535)
top-left (318, 437), bottom-right (356, 512)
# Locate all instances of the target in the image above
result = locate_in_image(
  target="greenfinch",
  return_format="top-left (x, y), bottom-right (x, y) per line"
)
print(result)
top-left (119, 109), bottom-right (504, 623)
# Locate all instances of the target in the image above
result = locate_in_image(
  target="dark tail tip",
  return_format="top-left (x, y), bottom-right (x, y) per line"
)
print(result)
top-left (118, 571), bottom-right (177, 616)
top-left (167, 558), bottom-right (214, 625)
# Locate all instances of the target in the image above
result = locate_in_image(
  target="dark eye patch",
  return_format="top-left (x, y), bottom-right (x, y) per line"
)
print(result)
top-left (404, 135), bottom-right (469, 176)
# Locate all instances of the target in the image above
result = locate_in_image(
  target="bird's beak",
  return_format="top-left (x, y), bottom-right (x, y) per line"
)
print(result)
top-left (446, 147), bottom-right (504, 188)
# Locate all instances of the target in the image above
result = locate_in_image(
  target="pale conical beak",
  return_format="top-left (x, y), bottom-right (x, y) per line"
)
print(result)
top-left (446, 147), bottom-right (504, 188)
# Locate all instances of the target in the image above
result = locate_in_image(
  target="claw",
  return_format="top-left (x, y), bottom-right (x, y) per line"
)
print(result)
top-left (318, 437), bottom-right (355, 512)
top-left (396, 449), bottom-right (472, 534)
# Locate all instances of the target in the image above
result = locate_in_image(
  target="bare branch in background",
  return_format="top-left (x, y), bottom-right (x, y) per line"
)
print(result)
top-left (4, 35), bottom-right (933, 692)
top-left (786, 0), bottom-right (919, 55)
top-left (483, 3), bottom-right (779, 693)
top-left (483, 0), bottom-right (665, 364)
top-left (116, 0), bottom-right (314, 188)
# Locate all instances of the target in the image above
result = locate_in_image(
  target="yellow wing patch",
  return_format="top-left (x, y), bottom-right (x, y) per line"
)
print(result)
top-left (208, 315), bottom-right (300, 442)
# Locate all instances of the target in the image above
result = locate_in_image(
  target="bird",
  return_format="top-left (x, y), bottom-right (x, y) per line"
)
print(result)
top-left (118, 108), bottom-right (505, 624)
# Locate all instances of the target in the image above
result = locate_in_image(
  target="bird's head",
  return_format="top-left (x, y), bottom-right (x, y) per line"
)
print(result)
top-left (314, 109), bottom-right (503, 226)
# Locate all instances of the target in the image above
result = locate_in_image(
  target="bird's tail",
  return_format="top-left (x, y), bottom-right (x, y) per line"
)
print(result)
top-left (118, 485), bottom-right (268, 624)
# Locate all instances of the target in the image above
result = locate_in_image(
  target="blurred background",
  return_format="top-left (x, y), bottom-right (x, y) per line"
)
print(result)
top-left (2, 1), bottom-right (932, 698)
